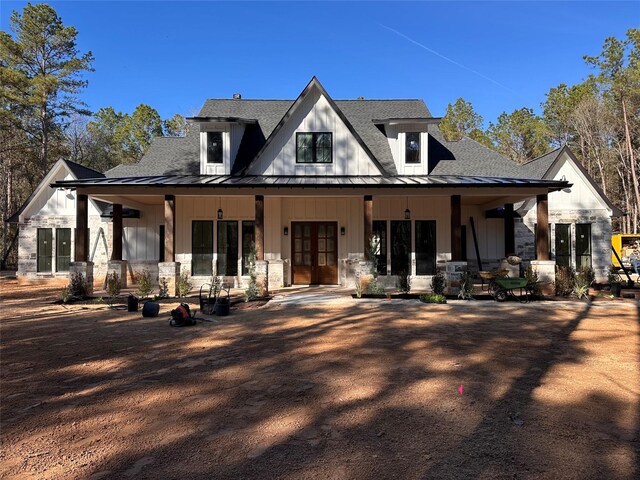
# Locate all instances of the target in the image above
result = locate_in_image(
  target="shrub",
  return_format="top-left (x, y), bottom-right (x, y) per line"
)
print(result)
top-left (367, 279), bottom-right (385, 295)
top-left (176, 270), bottom-right (192, 298)
top-left (106, 272), bottom-right (122, 298)
top-left (68, 272), bottom-right (88, 299)
top-left (61, 286), bottom-right (72, 303)
top-left (420, 293), bottom-right (447, 304)
top-left (574, 267), bottom-right (594, 299)
top-left (244, 243), bottom-right (260, 302)
top-left (458, 271), bottom-right (474, 300)
top-left (555, 266), bottom-right (576, 296)
top-left (354, 272), bottom-right (364, 298)
top-left (396, 271), bottom-right (411, 294)
top-left (431, 269), bottom-right (446, 295)
top-left (607, 266), bottom-right (619, 285)
top-left (157, 277), bottom-right (170, 299)
top-left (524, 265), bottom-right (542, 296)
top-left (135, 269), bottom-right (154, 299)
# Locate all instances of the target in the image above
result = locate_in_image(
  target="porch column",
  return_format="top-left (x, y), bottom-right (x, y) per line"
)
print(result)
top-left (536, 193), bottom-right (549, 261)
top-left (70, 193), bottom-right (93, 295)
top-left (111, 203), bottom-right (123, 261)
top-left (107, 203), bottom-right (128, 288)
top-left (75, 193), bottom-right (88, 261)
top-left (255, 195), bottom-right (264, 261)
top-left (450, 195), bottom-right (462, 261)
top-left (364, 195), bottom-right (373, 259)
top-left (504, 203), bottom-right (515, 256)
top-left (164, 195), bottom-right (175, 262)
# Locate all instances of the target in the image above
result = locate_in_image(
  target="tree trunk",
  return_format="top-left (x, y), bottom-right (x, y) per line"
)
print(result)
top-left (40, 107), bottom-right (49, 179)
top-left (622, 99), bottom-right (639, 233)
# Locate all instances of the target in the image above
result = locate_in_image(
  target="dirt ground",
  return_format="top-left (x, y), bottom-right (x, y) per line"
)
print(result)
top-left (1, 280), bottom-right (638, 480)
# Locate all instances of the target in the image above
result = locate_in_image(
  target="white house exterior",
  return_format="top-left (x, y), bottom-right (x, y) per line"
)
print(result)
top-left (7, 78), bottom-right (621, 293)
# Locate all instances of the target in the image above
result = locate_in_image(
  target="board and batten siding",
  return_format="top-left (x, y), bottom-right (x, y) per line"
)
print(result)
top-left (247, 89), bottom-right (381, 176)
top-left (384, 125), bottom-right (429, 175)
top-left (123, 205), bottom-right (163, 261)
top-left (199, 123), bottom-right (245, 175)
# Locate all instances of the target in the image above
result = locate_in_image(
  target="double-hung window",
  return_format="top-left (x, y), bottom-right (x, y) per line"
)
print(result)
top-left (405, 132), bottom-right (421, 164)
top-left (296, 133), bottom-right (332, 163)
top-left (207, 132), bottom-right (223, 163)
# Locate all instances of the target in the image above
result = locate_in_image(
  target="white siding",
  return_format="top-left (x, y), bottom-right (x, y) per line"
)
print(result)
top-left (247, 88), bottom-right (381, 176)
top-left (199, 122), bottom-right (242, 175)
top-left (123, 206), bottom-right (163, 261)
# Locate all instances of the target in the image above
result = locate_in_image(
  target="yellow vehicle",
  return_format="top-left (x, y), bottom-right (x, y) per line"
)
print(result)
top-left (612, 233), bottom-right (640, 268)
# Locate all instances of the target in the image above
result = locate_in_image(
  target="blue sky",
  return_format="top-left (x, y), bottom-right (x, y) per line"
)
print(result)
top-left (1, 1), bottom-right (637, 126)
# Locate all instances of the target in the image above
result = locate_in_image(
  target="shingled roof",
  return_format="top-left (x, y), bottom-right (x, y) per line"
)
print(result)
top-left (521, 147), bottom-right (563, 179)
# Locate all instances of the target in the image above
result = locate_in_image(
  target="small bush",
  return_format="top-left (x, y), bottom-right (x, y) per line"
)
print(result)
top-left (135, 269), bottom-right (154, 299)
top-left (574, 267), bottom-right (594, 299)
top-left (106, 272), bottom-right (122, 298)
top-left (245, 243), bottom-right (260, 302)
top-left (524, 265), bottom-right (542, 296)
top-left (396, 271), bottom-right (411, 294)
top-left (458, 271), bottom-right (474, 300)
top-left (420, 293), bottom-right (447, 304)
top-left (431, 270), bottom-right (446, 295)
top-left (555, 266), bottom-right (576, 296)
top-left (607, 266), bottom-right (619, 285)
top-left (68, 272), bottom-right (88, 299)
top-left (157, 278), bottom-right (170, 299)
top-left (367, 279), bottom-right (385, 295)
top-left (61, 286), bottom-right (72, 303)
top-left (176, 270), bottom-right (192, 298)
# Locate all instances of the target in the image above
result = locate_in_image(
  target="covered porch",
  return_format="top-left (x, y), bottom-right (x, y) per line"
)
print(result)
top-left (59, 175), bottom-right (565, 295)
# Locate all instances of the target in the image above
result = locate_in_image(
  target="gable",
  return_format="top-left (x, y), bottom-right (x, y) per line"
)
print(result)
top-left (245, 85), bottom-right (383, 176)
top-left (547, 152), bottom-right (611, 212)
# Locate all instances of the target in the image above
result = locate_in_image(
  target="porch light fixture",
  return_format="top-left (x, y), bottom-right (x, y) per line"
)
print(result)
top-left (284, 226), bottom-right (289, 236)
top-left (217, 208), bottom-right (223, 220)
top-left (340, 226), bottom-right (346, 236)
top-left (404, 197), bottom-right (411, 219)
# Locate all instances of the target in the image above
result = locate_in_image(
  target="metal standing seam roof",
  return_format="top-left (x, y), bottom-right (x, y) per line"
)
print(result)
top-left (53, 174), bottom-right (570, 190)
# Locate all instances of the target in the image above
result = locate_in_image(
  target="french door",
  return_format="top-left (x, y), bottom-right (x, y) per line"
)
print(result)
top-left (291, 222), bottom-right (338, 284)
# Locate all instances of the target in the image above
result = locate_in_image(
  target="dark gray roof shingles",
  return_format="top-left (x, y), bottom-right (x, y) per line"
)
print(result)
top-left (521, 147), bottom-right (563, 179)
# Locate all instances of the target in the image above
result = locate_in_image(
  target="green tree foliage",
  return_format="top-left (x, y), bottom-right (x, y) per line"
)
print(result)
top-left (163, 113), bottom-right (188, 137)
top-left (487, 108), bottom-right (550, 164)
top-left (439, 97), bottom-right (493, 147)
top-left (542, 81), bottom-right (596, 147)
top-left (0, 3), bottom-right (94, 177)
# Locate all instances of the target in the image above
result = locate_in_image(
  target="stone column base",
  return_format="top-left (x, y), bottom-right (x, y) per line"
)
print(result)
top-left (107, 260), bottom-right (128, 289)
top-left (256, 260), bottom-right (269, 296)
top-left (445, 261), bottom-right (468, 295)
top-left (70, 261), bottom-right (94, 296)
top-left (159, 262), bottom-right (181, 297)
top-left (530, 260), bottom-right (556, 295)
top-left (268, 260), bottom-right (285, 290)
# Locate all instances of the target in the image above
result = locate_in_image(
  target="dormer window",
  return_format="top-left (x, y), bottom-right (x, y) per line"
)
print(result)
top-left (406, 132), bottom-right (420, 164)
top-left (296, 132), bottom-right (332, 163)
top-left (207, 132), bottom-right (223, 163)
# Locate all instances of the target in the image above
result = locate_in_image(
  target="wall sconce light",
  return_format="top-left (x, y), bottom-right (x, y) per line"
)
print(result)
top-left (284, 226), bottom-right (289, 236)
top-left (404, 208), bottom-right (411, 220)
top-left (340, 226), bottom-right (346, 236)
top-left (217, 208), bottom-right (223, 220)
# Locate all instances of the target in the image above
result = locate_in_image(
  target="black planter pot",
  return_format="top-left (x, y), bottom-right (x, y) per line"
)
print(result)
top-left (215, 299), bottom-right (230, 316)
top-left (610, 282), bottom-right (622, 298)
top-left (127, 294), bottom-right (139, 312)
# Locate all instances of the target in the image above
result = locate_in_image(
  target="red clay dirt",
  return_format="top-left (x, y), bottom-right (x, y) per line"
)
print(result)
top-left (0, 280), bottom-right (638, 479)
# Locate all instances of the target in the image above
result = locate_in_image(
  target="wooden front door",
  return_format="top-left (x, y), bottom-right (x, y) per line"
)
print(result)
top-left (291, 222), bottom-right (338, 285)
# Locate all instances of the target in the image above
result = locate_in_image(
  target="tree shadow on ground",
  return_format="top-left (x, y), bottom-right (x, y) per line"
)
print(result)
top-left (1, 290), bottom-right (638, 479)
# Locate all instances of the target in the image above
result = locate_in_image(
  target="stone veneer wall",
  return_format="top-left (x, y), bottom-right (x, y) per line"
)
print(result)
top-left (516, 207), bottom-right (612, 282)
top-left (17, 214), bottom-right (111, 286)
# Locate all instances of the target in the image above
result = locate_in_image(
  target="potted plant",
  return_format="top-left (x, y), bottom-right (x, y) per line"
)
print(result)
top-left (608, 267), bottom-right (622, 297)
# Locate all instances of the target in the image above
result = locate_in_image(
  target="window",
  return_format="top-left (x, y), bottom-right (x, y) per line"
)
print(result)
top-left (415, 221), bottom-right (436, 275)
top-left (217, 221), bottom-right (238, 276)
top-left (555, 223), bottom-right (571, 268)
top-left (390, 220), bottom-right (411, 275)
top-left (372, 220), bottom-right (387, 276)
top-left (405, 132), bottom-right (421, 164)
top-left (56, 228), bottom-right (71, 272)
top-left (576, 224), bottom-right (592, 270)
top-left (296, 132), bottom-right (332, 163)
top-left (37, 228), bottom-right (52, 273)
top-left (192, 221), bottom-right (213, 276)
top-left (242, 221), bottom-right (255, 275)
top-left (207, 132), bottom-right (223, 163)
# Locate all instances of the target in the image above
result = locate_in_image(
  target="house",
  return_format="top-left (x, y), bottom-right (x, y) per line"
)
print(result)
top-left (7, 77), bottom-right (621, 294)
